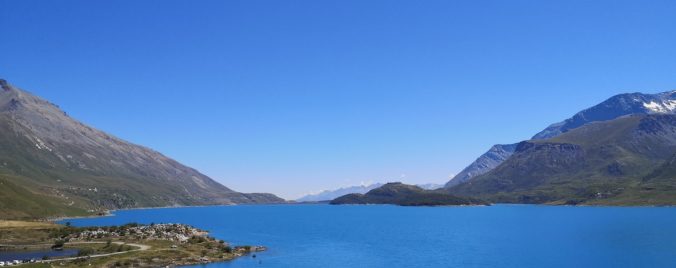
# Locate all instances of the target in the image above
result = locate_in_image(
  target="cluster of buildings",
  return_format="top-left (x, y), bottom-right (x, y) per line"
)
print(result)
top-left (0, 259), bottom-right (38, 266)
top-left (69, 223), bottom-right (208, 243)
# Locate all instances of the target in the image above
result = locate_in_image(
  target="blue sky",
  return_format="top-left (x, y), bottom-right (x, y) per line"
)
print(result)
top-left (2, 0), bottom-right (676, 199)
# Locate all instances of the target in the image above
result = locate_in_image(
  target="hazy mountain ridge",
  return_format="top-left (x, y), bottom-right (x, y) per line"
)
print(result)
top-left (0, 79), bottom-right (283, 219)
top-left (416, 183), bottom-right (444, 190)
top-left (296, 183), bottom-right (384, 202)
top-left (445, 91), bottom-right (676, 188)
top-left (297, 182), bottom-right (444, 202)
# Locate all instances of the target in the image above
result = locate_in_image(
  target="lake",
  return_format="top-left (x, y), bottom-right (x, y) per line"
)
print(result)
top-left (0, 248), bottom-right (79, 262)
top-left (61, 204), bottom-right (676, 268)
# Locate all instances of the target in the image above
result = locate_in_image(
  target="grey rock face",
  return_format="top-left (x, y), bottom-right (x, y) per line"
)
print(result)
top-left (445, 144), bottom-right (517, 188)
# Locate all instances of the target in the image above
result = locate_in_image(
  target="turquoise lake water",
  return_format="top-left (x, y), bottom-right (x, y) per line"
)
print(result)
top-left (62, 204), bottom-right (676, 267)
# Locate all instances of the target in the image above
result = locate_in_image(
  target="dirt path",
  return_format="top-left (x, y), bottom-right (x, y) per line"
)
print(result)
top-left (40, 241), bottom-right (151, 263)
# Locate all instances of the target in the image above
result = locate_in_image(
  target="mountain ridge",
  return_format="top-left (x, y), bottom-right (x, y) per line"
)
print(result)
top-left (445, 90), bottom-right (676, 188)
top-left (296, 183), bottom-right (384, 202)
top-left (298, 182), bottom-right (444, 202)
top-left (448, 113), bottom-right (676, 205)
top-left (0, 79), bottom-right (284, 220)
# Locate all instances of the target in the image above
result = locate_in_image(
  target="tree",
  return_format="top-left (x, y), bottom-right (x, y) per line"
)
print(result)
top-left (52, 239), bottom-right (65, 249)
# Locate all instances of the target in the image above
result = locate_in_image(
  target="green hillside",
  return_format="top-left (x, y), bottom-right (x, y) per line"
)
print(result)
top-left (449, 114), bottom-right (676, 205)
top-left (0, 79), bottom-right (284, 220)
top-left (0, 175), bottom-right (89, 220)
top-left (331, 182), bottom-right (487, 206)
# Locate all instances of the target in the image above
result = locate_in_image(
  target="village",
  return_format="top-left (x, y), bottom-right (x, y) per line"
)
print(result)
top-left (0, 221), bottom-right (265, 268)
top-left (66, 223), bottom-right (210, 243)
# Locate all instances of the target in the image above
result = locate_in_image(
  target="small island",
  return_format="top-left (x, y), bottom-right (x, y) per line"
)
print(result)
top-left (0, 220), bottom-right (264, 267)
top-left (330, 182), bottom-right (488, 206)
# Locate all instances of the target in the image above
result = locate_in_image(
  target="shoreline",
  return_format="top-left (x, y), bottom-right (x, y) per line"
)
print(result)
top-left (49, 202), bottom-right (297, 223)
top-left (51, 201), bottom-right (676, 223)
top-left (0, 221), bottom-right (264, 267)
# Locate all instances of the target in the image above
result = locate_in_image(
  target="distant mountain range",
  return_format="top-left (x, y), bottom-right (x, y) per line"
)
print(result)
top-left (6, 77), bottom-right (676, 218)
top-left (297, 183), bottom-right (384, 202)
top-left (334, 90), bottom-right (676, 206)
top-left (445, 91), bottom-right (676, 188)
top-left (297, 182), bottom-right (443, 202)
top-left (0, 79), bottom-right (284, 220)
top-left (416, 183), bottom-right (444, 190)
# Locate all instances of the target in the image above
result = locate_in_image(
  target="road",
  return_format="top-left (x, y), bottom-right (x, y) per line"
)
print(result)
top-left (40, 241), bottom-right (151, 263)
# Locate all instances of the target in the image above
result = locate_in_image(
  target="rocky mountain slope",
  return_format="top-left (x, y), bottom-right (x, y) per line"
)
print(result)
top-left (445, 91), bottom-right (676, 188)
top-left (445, 144), bottom-right (517, 188)
top-left (449, 114), bottom-right (676, 205)
top-left (0, 79), bottom-right (283, 220)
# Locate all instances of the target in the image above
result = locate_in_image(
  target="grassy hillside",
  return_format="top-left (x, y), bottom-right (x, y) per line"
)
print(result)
top-left (331, 182), bottom-right (487, 206)
top-left (0, 175), bottom-right (89, 220)
top-left (0, 79), bottom-right (284, 220)
top-left (449, 114), bottom-right (676, 205)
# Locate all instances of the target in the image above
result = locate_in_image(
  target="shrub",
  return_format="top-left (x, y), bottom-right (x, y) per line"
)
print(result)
top-left (52, 239), bottom-right (65, 249)
top-left (78, 248), bottom-right (95, 256)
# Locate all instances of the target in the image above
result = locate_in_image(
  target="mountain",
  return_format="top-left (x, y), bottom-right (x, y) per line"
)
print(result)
top-left (533, 91), bottom-right (676, 139)
top-left (330, 182), bottom-right (487, 206)
top-left (445, 144), bottom-right (517, 188)
top-left (296, 183), bottom-right (384, 202)
top-left (416, 183), bottom-right (444, 190)
top-left (0, 79), bottom-right (284, 220)
top-left (449, 114), bottom-right (676, 205)
top-left (445, 91), bottom-right (676, 188)
top-left (297, 182), bottom-right (444, 202)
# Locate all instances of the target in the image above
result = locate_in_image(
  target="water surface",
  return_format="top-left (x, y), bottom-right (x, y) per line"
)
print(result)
top-left (62, 204), bottom-right (676, 267)
top-left (0, 248), bottom-right (79, 262)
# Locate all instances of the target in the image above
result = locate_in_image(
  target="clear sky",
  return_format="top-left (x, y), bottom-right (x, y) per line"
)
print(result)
top-left (2, 0), bottom-right (676, 199)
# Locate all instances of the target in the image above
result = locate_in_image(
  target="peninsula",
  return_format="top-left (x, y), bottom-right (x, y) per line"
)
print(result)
top-left (0, 221), bottom-right (263, 267)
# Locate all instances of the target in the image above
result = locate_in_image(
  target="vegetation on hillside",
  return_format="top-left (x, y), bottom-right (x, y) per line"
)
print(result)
top-left (0, 80), bottom-right (284, 220)
top-left (331, 182), bottom-right (487, 206)
top-left (449, 114), bottom-right (676, 205)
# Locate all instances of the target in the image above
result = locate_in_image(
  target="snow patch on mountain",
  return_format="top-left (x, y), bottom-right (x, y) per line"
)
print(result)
top-left (644, 100), bottom-right (676, 113)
